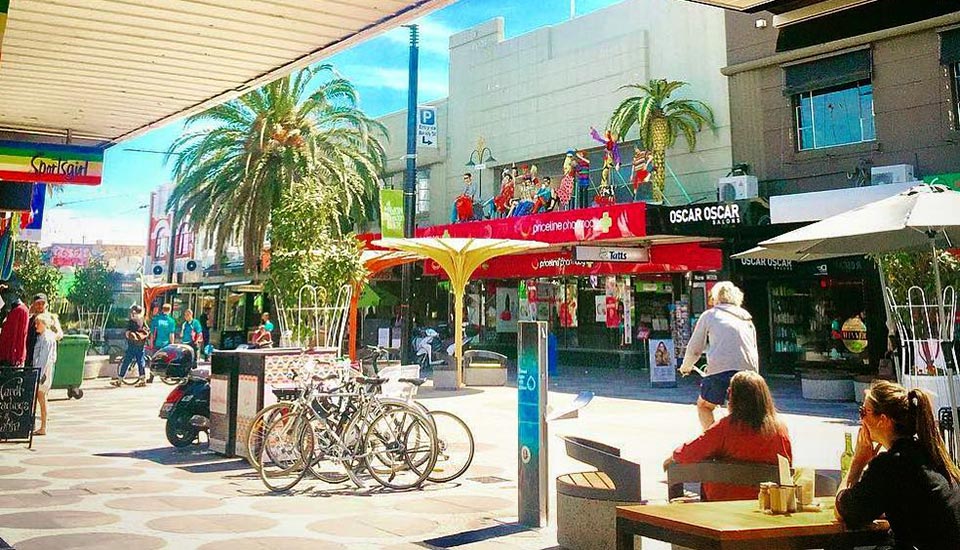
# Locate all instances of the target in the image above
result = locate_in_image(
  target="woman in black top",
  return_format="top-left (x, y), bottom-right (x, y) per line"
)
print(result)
top-left (836, 380), bottom-right (960, 549)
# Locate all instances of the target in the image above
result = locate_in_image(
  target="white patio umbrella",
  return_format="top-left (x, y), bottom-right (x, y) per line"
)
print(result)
top-left (736, 185), bottom-right (960, 314)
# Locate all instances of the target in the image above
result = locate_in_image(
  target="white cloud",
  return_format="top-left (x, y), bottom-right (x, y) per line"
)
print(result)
top-left (39, 208), bottom-right (148, 247)
top-left (341, 65), bottom-right (448, 99)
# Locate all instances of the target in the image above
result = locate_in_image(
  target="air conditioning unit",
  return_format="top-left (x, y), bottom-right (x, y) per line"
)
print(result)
top-left (717, 175), bottom-right (759, 201)
top-left (151, 264), bottom-right (164, 276)
top-left (185, 259), bottom-right (200, 272)
top-left (870, 164), bottom-right (915, 185)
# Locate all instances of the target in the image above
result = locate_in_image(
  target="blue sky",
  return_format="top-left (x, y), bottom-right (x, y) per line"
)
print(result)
top-left (43, 0), bottom-right (623, 246)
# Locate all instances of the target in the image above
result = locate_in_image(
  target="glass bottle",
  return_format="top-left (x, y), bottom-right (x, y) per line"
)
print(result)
top-left (840, 431), bottom-right (854, 480)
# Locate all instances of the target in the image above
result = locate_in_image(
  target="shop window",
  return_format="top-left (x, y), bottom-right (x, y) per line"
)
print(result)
top-left (784, 50), bottom-right (874, 151)
top-left (952, 63), bottom-right (960, 129)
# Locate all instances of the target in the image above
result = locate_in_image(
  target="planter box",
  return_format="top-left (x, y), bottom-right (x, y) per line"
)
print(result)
top-left (800, 370), bottom-right (854, 401)
top-left (432, 359), bottom-right (459, 391)
top-left (464, 365), bottom-right (507, 386)
top-left (84, 355), bottom-right (111, 379)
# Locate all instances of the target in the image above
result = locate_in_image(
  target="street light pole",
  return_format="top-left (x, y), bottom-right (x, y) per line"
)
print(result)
top-left (400, 24), bottom-right (419, 364)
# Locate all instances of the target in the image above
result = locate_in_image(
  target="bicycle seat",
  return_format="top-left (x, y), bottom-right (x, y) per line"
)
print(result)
top-left (356, 376), bottom-right (386, 386)
top-left (397, 378), bottom-right (427, 387)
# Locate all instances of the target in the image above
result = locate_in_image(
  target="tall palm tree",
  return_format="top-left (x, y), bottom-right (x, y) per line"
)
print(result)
top-left (608, 79), bottom-right (715, 204)
top-left (166, 64), bottom-right (386, 272)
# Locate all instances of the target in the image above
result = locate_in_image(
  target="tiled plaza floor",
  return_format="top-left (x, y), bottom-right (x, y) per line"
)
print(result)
top-left (0, 366), bottom-right (859, 549)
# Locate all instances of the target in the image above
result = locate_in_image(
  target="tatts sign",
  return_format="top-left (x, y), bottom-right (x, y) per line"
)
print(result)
top-left (0, 140), bottom-right (104, 186)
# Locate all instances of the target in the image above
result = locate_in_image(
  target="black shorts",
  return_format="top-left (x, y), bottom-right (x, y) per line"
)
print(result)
top-left (700, 370), bottom-right (738, 406)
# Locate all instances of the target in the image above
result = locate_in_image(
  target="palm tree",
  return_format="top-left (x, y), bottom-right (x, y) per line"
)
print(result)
top-left (608, 79), bottom-right (715, 204)
top-left (166, 64), bottom-right (386, 272)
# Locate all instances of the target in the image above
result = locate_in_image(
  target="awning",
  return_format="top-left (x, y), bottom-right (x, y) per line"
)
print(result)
top-left (223, 280), bottom-right (254, 288)
top-left (0, 0), bottom-right (452, 144)
top-left (198, 284), bottom-right (222, 291)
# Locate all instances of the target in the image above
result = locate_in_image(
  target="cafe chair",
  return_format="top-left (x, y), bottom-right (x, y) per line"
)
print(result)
top-left (666, 461), bottom-right (840, 502)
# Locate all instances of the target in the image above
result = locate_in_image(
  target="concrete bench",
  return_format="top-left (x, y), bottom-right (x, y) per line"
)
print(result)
top-left (463, 349), bottom-right (507, 386)
top-left (556, 436), bottom-right (642, 550)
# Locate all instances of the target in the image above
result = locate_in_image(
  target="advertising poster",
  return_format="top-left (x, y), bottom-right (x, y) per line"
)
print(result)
top-left (558, 282), bottom-right (578, 328)
top-left (496, 287), bottom-right (519, 333)
top-left (594, 295), bottom-right (606, 322)
top-left (650, 338), bottom-right (677, 387)
top-left (605, 276), bottom-right (621, 329)
top-left (379, 188), bottom-right (404, 238)
top-left (621, 277), bottom-right (633, 345)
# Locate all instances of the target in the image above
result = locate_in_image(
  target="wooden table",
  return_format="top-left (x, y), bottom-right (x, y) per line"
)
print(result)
top-left (616, 499), bottom-right (889, 550)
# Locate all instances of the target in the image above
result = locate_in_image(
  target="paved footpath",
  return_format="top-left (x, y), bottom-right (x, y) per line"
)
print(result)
top-left (0, 368), bottom-right (858, 549)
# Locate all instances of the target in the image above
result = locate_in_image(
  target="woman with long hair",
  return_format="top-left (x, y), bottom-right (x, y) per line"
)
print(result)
top-left (836, 380), bottom-right (960, 549)
top-left (664, 370), bottom-right (792, 501)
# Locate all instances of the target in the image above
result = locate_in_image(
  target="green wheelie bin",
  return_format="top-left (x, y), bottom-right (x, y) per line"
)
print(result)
top-left (52, 334), bottom-right (91, 399)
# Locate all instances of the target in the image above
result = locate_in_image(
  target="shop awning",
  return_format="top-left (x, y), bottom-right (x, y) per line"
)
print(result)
top-left (0, 0), bottom-right (452, 144)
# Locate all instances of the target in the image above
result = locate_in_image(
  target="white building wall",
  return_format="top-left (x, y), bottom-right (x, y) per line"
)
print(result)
top-left (377, 0), bottom-right (732, 227)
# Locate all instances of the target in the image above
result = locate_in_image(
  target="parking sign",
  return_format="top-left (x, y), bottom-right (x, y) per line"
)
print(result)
top-left (416, 106), bottom-right (437, 148)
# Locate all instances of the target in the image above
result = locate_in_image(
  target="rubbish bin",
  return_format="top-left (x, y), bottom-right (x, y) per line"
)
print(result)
top-left (548, 332), bottom-right (558, 377)
top-left (52, 334), bottom-right (91, 399)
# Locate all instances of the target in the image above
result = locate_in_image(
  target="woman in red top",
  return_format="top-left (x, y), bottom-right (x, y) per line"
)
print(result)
top-left (664, 370), bottom-right (792, 501)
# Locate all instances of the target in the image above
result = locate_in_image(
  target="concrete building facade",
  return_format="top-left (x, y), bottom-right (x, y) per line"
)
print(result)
top-left (377, 0), bottom-right (733, 228)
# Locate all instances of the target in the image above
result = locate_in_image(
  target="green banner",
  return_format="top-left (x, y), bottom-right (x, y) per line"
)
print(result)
top-left (923, 173), bottom-right (960, 191)
top-left (379, 188), bottom-right (404, 238)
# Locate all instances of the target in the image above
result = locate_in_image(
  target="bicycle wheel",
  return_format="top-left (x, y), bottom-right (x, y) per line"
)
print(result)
top-left (120, 361), bottom-right (144, 385)
top-left (257, 412), bottom-right (313, 492)
top-left (307, 420), bottom-right (353, 485)
top-left (363, 405), bottom-right (437, 490)
top-left (246, 402), bottom-right (299, 469)
top-left (426, 410), bottom-right (474, 483)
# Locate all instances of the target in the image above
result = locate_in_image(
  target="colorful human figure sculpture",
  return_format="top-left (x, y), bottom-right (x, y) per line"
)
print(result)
top-left (533, 176), bottom-right (555, 213)
top-left (631, 148), bottom-right (654, 195)
top-left (492, 171), bottom-right (516, 217)
top-left (595, 154), bottom-right (616, 206)
top-left (558, 151), bottom-right (576, 209)
top-left (575, 150), bottom-right (591, 208)
top-left (590, 127), bottom-right (621, 169)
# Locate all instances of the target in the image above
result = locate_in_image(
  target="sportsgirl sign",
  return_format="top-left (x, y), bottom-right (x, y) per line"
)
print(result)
top-left (419, 202), bottom-right (647, 244)
top-left (423, 242), bottom-right (722, 279)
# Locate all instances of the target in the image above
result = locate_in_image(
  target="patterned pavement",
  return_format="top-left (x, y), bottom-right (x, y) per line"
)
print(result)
top-left (0, 369), bottom-right (858, 549)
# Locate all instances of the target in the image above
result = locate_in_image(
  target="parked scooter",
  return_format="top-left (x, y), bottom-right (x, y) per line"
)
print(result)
top-left (413, 327), bottom-right (445, 370)
top-left (159, 375), bottom-right (209, 447)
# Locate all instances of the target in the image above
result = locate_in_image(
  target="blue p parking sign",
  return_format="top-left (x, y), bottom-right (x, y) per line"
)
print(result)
top-left (416, 106), bottom-right (438, 148)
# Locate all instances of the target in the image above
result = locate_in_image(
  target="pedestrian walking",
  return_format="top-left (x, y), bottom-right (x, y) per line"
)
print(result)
top-left (679, 281), bottom-right (759, 431)
top-left (32, 313), bottom-right (58, 436)
top-left (180, 309), bottom-right (202, 355)
top-left (198, 306), bottom-right (212, 359)
top-left (25, 293), bottom-right (62, 368)
top-left (150, 303), bottom-right (176, 351)
top-left (112, 305), bottom-right (150, 387)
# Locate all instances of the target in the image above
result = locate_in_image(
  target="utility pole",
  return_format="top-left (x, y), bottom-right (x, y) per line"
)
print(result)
top-left (400, 24), bottom-right (419, 364)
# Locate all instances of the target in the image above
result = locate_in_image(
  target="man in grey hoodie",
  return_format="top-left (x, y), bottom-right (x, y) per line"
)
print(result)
top-left (680, 281), bottom-right (759, 431)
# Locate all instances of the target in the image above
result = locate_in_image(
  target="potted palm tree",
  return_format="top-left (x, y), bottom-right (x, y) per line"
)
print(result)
top-left (608, 79), bottom-right (716, 204)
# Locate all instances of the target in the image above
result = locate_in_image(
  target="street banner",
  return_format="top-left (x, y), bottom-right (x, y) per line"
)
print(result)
top-left (378, 188), bottom-right (404, 238)
top-left (20, 184), bottom-right (45, 243)
top-left (416, 106), bottom-right (438, 148)
top-left (0, 140), bottom-right (104, 186)
top-left (650, 339), bottom-right (677, 387)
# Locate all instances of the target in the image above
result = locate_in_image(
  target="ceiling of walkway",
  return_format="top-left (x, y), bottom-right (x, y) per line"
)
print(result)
top-left (0, 0), bottom-right (451, 144)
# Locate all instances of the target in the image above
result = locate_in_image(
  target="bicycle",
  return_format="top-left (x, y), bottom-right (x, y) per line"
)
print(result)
top-left (256, 366), bottom-right (438, 493)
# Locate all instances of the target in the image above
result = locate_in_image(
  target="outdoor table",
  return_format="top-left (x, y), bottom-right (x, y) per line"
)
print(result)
top-left (616, 499), bottom-right (889, 550)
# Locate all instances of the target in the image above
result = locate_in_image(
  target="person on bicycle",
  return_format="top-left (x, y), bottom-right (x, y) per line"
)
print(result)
top-left (112, 305), bottom-right (150, 387)
top-left (180, 309), bottom-right (203, 356)
top-left (150, 303), bottom-right (177, 351)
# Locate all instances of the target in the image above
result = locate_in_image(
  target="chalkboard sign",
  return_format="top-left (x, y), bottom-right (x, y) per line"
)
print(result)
top-left (0, 368), bottom-right (39, 444)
